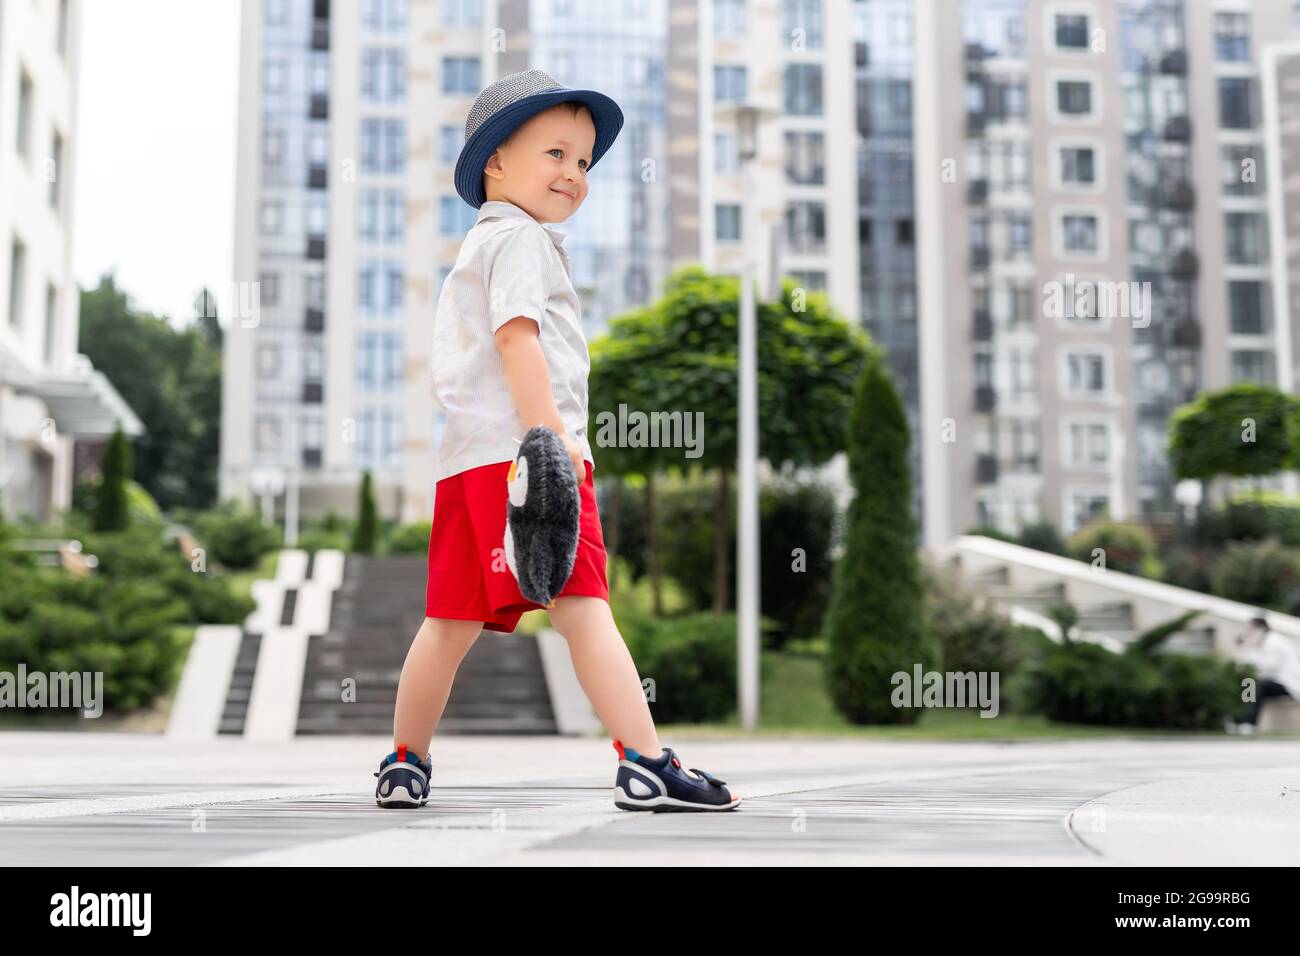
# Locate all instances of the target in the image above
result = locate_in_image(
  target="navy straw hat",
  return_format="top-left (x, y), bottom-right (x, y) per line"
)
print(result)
top-left (455, 69), bottom-right (624, 209)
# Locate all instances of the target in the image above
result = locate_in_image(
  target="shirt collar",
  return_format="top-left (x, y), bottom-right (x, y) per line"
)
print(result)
top-left (476, 200), bottom-right (567, 249)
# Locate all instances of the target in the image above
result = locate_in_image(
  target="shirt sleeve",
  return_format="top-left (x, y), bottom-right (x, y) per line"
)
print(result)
top-left (484, 223), bottom-right (555, 335)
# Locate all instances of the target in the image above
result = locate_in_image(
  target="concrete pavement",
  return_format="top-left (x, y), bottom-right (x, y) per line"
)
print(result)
top-left (0, 732), bottom-right (1296, 865)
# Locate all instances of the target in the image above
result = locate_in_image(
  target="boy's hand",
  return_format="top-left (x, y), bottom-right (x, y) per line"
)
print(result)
top-left (559, 432), bottom-right (585, 482)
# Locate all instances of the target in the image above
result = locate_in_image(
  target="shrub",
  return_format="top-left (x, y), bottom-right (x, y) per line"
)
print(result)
top-left (353, 472), bottom-right (378, 554)
top-left (93, 426), bottom-right (132, 532)
top-left (1067, 519), bottom-right (1162, 578)
top-left (1160, 547), bottom-right (1214, 593)
top-left (1018, 521), bottom-right (1067, 555)
top-left (1209, 539), bottom-right (1300, 612)
top-left (189, 501), bottom-right (282, 569)
top-left (1014, 611), bottom-right (1248, 729)
top-left (385, 521), bottom-right (433, 555)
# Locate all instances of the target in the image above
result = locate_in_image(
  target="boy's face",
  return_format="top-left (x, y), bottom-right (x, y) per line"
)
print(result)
top-left (482, 103), bottom-right (596, 223)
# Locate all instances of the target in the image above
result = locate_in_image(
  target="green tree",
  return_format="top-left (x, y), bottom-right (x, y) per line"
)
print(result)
top-left (78, 275), bottom-right (223, 510)
top-left (93, 425), bottom-right (132, 532)
top-left (353, 471), bottom-right (377, 554)
top-left (1168, 383), bottom-right (1300, 513)
top-left (589, 266), bottom-right (872, 613)
top-left (822, 356), bottom-right (937, 724)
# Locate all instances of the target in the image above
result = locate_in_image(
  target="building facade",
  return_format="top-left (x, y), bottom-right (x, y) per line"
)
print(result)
top-left (0, 0), bottom-right (142, 525)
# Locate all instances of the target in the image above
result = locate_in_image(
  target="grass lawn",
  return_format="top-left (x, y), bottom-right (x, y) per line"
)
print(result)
top-left (651, 649), bottom-right (1273, 741)
top-left (226, 550), bottom-right (280, 604)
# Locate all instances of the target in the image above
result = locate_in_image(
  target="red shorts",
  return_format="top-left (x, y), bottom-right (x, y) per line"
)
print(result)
top-left (425, 458), bottom-right (609, 632)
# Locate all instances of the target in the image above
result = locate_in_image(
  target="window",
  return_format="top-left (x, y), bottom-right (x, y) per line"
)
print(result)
top-left (896, 218), bottom-right (914, 247)
top-left (1228, 281), bottom-right (1268, 335)
top-left (363, 48), bottom-right (406, 102)
top-left (1215, 11), bottom-right (1250, 62)
top-left (1067, 352), bottom-right (1106, 395)
top-left (1221, 145), bottom-right (1262, 196)
top-left (44, 283), bottom-right (58, 365)
top-left (257, 343), bottom-right (281, 378)
top-left (360, 189), bottom-right (405, 243)
top-left (259, 201), bottom-right (283, 235)
top-left (1069, 492), bottom-right (1109, 532)
top-left (715, 65), bottom-right (747, 102)
top-left (781, 0), bottom-right (823, 49)
top-left (714, 0), bottom-right (746, 37)
top-left (49, 131), bottom-right (64, 210)
top-left (1056, 79), bottom-right (1093, 117)
top-left (438, 196), bottom-right (475, 236)
top-left (1218, 78), bottom-right (1255, 129)
top-left (255, 416), bottom-right (281, 452)
top-left (1225, 213), bottom-right (1268, 265)
top-left (716, 132), bottom-right (739, 174)
top-left (441, 0), bottom-right (482, 27)
top-left (1061, 213), bottom-right (1099, 254)
top-left (442, 56), bottom-right (480, 94)
top-left (16, 68), bottom-right (33, 162)
top-left (1060, 145), bottom-right (1095, 185)
top-left (362, 0), bottom-right (409, 32)
top-left (783, 131), bottom-right (824, 184)
top-left (1231, 350), bottom-right (1275, 384)
top-left (264, 59), bottom-right (287, 93)
top-left (716, 204), bottom-right (741, 241)
top-left (258, 271), bottom-right (280, 306)
top-left (1068, 422), bottom-right (1109, 467)
top-left (440, 125), bottom-right (460, 164)
top-left (785, 201), bottom-right (826, 252)
top-left (263, 126), bottom-right (285, 165)
top-left (1007, 212), bottom-right (1031, 257)
top-left (784, 64), bottom-right (823, 115)
top-left (1055, 14), bottom-right (1089, 50)
top-left (362, 118), bottom-right (405, 174)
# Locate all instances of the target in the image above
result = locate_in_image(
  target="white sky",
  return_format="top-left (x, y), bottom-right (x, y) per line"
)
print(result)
top-left (73, 0), bottom-right (241, 327)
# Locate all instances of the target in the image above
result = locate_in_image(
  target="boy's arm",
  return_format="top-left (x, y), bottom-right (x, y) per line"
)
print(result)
top-left (495, 316), bottom-right (584, 475)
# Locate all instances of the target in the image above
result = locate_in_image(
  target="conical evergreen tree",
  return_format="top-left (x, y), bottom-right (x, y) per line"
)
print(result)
top-left (822, 355), bottom-right (938, 723)
top-left (93, 424), bottom-right (132, 532)
top-left (353, 471), bottom-right (377, 554)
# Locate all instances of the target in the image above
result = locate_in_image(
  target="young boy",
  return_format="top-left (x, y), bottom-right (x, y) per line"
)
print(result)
top-left (374, 70), bottom-right (740, 813)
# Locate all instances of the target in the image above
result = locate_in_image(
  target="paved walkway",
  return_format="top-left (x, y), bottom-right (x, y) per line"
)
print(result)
top-left (0, 733), bottom-right (1296, 865)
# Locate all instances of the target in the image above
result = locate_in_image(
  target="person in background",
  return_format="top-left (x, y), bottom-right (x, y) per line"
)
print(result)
top-left (1227, 614), bottom-right (1300, 734)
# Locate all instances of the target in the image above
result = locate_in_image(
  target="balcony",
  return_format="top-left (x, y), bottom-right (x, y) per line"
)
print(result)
top-left (966, 111), bottom-right (987, 136)
top-left (965, 42), bottom-right (990, 64)
top-left (306, 235), bottom-right (326, 260)
top-left (967, 178), bottom-right (989, 205)
top-left (1159, 49), bottom-right (1187, 75)
top-left (1162, 116), bottom-right (1191, 143)
top-left (970, 246), bottom-right (991, 271)
top-left (973, 310), bottom-right (993, 341)
top-left (304, 307), bottom-right (324, 332)
top-left (302, 382), bottom-right (323, 404)
top-left (308, 163), bottom-right (327, 190)
top-left (1170, 248), bottom-right (1199, 278)
top-left (1159, 179), bottom-right (1195, 210)
top-left (311, 21), bottom-right (329, 50)
top-left (309, 93), bottom-right (329, 121)
top-left (975, 384), bottom-right (997, 412)
top-left (976, 453), bottom-right (999, 484)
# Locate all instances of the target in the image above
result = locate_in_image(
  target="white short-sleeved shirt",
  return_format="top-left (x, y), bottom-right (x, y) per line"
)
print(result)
top-left (430, 199), bottom-right (595, 484)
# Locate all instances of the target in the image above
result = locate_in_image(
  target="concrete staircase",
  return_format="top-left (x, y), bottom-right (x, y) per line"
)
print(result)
top-left (295, 556), bottom-right (559, 735)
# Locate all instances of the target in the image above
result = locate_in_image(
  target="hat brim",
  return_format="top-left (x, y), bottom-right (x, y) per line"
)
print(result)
top-left (454, 88), bottom-right (625, 209)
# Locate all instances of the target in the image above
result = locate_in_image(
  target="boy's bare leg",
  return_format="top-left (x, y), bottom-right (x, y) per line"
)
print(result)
top-left (392, 616), bottom-right (484, 761)
top-left (547, 595), bottom-right (663, 759)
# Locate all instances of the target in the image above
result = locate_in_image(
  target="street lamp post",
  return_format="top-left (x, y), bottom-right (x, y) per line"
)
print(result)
top-left (720, 101), bottom-right (780, 732)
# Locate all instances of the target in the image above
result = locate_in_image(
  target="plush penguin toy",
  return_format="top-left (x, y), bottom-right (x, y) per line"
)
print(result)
top-left (503, 425), bottom-right (582, 608)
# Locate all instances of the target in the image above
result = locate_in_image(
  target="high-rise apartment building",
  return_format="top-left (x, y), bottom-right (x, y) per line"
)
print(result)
top-left (916, 0), bottom-right (1300, 547)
